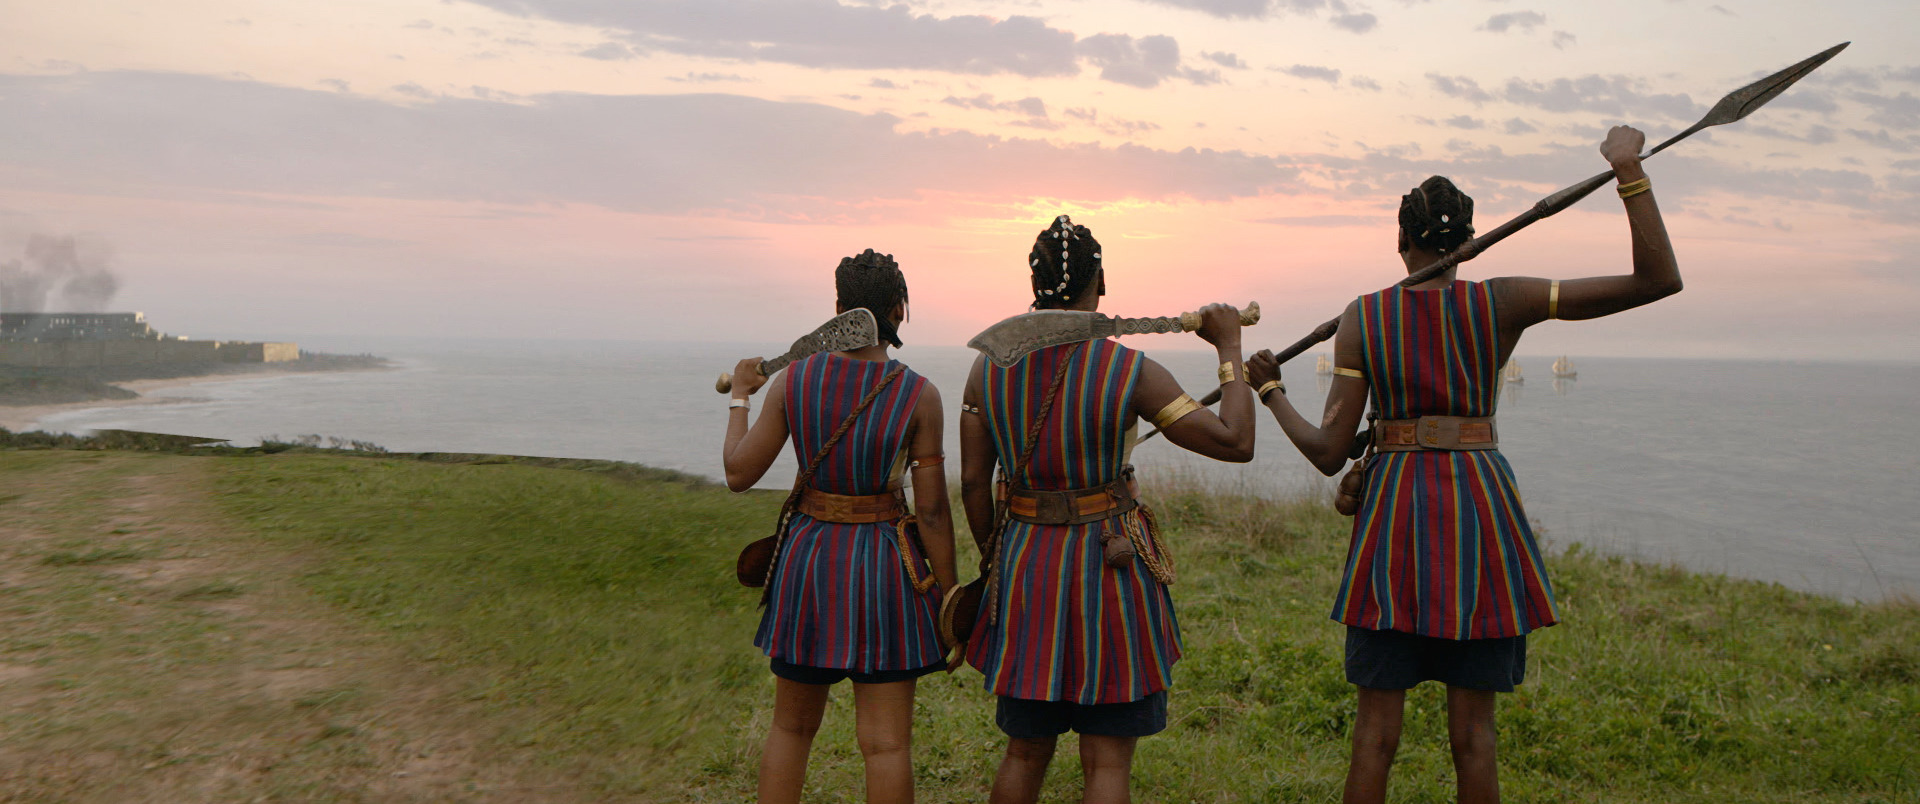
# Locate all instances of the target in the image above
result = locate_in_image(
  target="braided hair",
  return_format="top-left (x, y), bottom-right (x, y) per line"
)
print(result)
top-left (1398, 176), bottom-right (1475, 255)
top-left (1028, 214), bottom-right (1102, 309)
top-left (836, 248), bottom-right (908, 347)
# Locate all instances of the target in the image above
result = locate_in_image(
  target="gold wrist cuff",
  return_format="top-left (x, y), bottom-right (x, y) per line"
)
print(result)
top-left (1617, 177), bottom-right (1652, 199)
top-left (729, 398), bottom-right (750, 410)
top-left (1217, 361), bottom-right (1245, 386)
top-left (1256, 379), bottom-right (1286, 400)
top-left (1331, 367), bottom-right (1364, 379)
top-left (1151, 394), bottom-right (1204, 430)
top-left (1548, 279), bottom-right (1561, 320)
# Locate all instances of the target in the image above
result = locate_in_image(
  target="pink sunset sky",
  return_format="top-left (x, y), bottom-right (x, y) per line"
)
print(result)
top-left (1, 0), bottom-right (1914, 360)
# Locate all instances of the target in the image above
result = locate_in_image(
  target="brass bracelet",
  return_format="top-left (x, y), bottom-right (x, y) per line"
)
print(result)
top-left (1617, 177), bottom-right (1652, 199)
top-left (1152, 394), bottom-right (1204, 430)
top-left (729, 398), bottom-right (749, 410)
top-left (1217, 361), bottom-right (1245, 386)
top-left (1548, 279), bottom-right (1561, 320)
top-left (1256, 379), bottom-right (1286, 400)
top-left (1331, 367), bottom-right (1364, 379)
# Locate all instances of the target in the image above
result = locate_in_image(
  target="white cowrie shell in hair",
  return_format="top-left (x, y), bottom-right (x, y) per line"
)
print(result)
top-left (1440, 214), bottom-right (1450, 223)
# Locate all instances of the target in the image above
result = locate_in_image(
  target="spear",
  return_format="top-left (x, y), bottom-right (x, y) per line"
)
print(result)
top-left (1140, 41), bottom-right (1849, 443)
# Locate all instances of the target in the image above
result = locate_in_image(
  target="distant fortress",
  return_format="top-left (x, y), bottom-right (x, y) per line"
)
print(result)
top-left (0, 312), bottom-right (297, 367)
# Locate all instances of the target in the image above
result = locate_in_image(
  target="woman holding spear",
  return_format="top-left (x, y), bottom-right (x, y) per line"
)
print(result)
top-left (1247, 125), bottom-right (1682, 804)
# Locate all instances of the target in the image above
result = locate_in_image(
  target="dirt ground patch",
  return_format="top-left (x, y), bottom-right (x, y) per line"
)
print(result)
top-left (0, 452), bottom-right (590, 802)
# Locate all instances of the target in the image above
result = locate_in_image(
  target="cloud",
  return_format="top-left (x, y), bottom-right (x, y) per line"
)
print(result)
top-left (1853, 91), bottom-right (1920, 131)
top-left (579, 42), bottom-right (637, 60)
top-left (666, 73), bottom-right (752, 83)
top-left (467, 0), bottom-right (1080, 77)
top-left (869, 78), bottom-right (899, 89)
top-left (1141, 0), bottom-right (1271, 18)
top-left (1551, 30), bottom-right (1576, 50)
top-left (1350, 76), bottom-right (1382, 92)
top-left (1504, 118), bottom-right (1537, 135)
top-left (1135, 0), bottom-right (1375, 32)
top-left (0, 72), bottom-right (1294, 220)
top-left (1443, 115), bottom-right (1485, 130)
top-left (1064, 108), bottom-right (1163, 138)
top-left (1278, 64), bottom-right (1342, 84)
top-left (1501, 74), bottom-right (1701, 121)
top-left (1428, 74), bottom-right (1494, 105)
top-left (1203, 51), bottom-right (1248, 70)
top-left (1252, 214), bottom-right (1390, 227)
top-left (1481, 11), bottom-right (1546, 33)
top-left (1077, 33), bottom-right (1218, 88)
top-left (942, 94), bottom-right (1048, 118)
top-left (1329, 12), bottom-right (1377, 33)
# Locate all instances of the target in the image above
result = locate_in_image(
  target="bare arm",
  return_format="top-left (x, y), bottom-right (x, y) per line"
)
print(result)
top-left (1132, 304), bottom-right (1257, 463)
top-left (720, 356), bottom-right (791, 492)
top-left (959, 355), bottom-right (999, 565)
top-left (1492, 125), bottom-right (1683, 340)
top-left (906, 383), bottom-right (958, 592)
top-left (1248, 302), bottom-right (1370, 475)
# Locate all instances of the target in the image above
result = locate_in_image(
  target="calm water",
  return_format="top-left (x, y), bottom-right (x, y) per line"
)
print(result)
top-left (28, 337), bottom-right (1920, 603)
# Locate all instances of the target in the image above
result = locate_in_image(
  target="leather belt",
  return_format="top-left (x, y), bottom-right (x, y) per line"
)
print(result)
top-left (797, 488), bottom-right (906, 524)
top-left (1374, 416), bottom-right (1499, 452)
top-left (1007, 480), bottom-right (1136, 526)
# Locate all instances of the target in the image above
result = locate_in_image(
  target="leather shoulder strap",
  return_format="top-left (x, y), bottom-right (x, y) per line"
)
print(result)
top-left (759, 363), bottom-right (906, 594)
top-left (1011, 343), bottom-right (1081, 488)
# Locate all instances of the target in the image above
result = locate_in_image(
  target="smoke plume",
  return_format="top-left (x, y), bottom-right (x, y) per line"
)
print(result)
top-left (0, 234), bottom-right (120, 313)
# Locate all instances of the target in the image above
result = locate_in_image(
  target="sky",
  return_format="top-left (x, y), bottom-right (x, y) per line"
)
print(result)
top-left (0, 0), bottom-right (1915, 360)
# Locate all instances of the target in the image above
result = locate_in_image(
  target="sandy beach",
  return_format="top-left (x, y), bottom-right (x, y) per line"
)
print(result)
top-left (0, 375), bottom-right (234, 433)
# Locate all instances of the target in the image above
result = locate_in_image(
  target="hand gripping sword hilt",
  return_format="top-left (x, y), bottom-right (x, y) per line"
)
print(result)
top-left (1177, 301), bottom-right (1261, 332)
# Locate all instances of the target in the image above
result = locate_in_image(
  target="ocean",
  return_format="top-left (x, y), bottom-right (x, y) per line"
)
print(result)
top-left (26, 337), bottom-right (1919, 603)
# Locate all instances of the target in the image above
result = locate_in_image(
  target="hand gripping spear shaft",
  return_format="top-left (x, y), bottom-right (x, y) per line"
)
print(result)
top-left (1139, 41), bottom-right (1849, 442)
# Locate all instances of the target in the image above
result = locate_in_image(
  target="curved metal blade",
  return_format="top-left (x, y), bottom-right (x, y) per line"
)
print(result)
top-left (1649, 42), bottom-right (1850, 157)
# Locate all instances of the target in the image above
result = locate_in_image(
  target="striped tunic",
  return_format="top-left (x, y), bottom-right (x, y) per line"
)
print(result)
top-left (1333, 279), bottom-right (1559, 640)
top-left (754, 353), bottom-right (944, 672)
top-left (966, 339), bottom-right (1182, 704)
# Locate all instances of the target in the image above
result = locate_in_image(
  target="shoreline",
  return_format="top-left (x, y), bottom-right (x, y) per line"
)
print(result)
top-left (0, 374), bottom-right (242, 433)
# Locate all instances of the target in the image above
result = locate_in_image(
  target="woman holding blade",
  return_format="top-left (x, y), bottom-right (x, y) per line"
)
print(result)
top-left (958, 215), bottom-right (1257, 804)
top-left (721, 249), bottom-right (958, 804)
top-left (1247, 126), bottom-right (1682, 804)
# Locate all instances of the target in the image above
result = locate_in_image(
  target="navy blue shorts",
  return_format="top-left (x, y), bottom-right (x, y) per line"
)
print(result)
top-left (1344, 626), bottom-right (1527, 692)
top-left (770, 657), bottom-right (943, 686)
top-left (995, 691), bottom-right (1168, 739)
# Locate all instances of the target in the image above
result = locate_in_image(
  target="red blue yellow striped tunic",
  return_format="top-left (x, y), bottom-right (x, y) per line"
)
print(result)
top-left (966, 339), bottom-right (1182, 704)
top-left (1334, 280), bottom-right (1560, 640)
top-left (755, 353), bottom-right (945, 672)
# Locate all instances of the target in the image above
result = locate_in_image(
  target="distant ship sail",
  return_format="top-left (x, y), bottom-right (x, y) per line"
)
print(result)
top-left (1552, 355), bottom-right (1578, 379)
top-left (1316, 354), bottom-right (1332, 375)
top-left (1503, 359), bottom-right (1524, 384)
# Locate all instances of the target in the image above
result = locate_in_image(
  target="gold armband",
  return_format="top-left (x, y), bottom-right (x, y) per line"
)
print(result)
top-left (1217, 361), bottom-right (1245, 386)
top-left (1151, 394), bottom-right (1204, 430)
top-left (1548, 280), bottom-right (1561, 320)
top-left (1332, 367), bottom-right (1364, 379)
top-left (729, 398), bottom-right (750, 410)
top-left (1256, 379), bottom-right (1286, 400)
top-left (1617, 177), bottom-right (1652, 199)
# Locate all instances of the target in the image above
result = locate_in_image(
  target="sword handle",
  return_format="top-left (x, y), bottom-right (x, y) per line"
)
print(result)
top-left (715, 360), bottom-right (772, 394)
top-left (1177, 301), bottom-right (1261, 332)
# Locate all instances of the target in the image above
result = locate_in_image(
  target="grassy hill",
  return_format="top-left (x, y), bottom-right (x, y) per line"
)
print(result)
top-left (1, 445), bottom-right (1914, 801)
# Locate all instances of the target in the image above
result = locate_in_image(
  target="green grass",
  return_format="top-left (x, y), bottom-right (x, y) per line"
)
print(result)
top-left (210, 454), bottom-right (1920, 802)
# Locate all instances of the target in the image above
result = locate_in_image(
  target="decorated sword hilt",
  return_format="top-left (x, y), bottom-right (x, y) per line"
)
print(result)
top-left (1174, 301), bottom-right (1260, 332)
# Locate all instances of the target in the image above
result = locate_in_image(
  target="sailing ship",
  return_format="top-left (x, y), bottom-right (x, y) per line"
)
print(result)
top-left (1552, 355), bottom-right (1578, 379)
top-left (1316, 354), bottom-right (1333, 376)
top-left (1503, 359), bottom-right (1524, 384)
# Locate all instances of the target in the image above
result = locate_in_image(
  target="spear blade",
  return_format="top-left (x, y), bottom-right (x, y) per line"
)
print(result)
top-left (1649, 41), bottom-right (1851, 157)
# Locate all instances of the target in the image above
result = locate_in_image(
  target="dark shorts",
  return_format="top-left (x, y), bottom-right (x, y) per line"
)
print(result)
top-left (1344, 626), bottom-right (1528, 693)
top-left (995, 691), bottom-right (1168, 739)
top-left (770, 657), bottom-right (943, 686)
